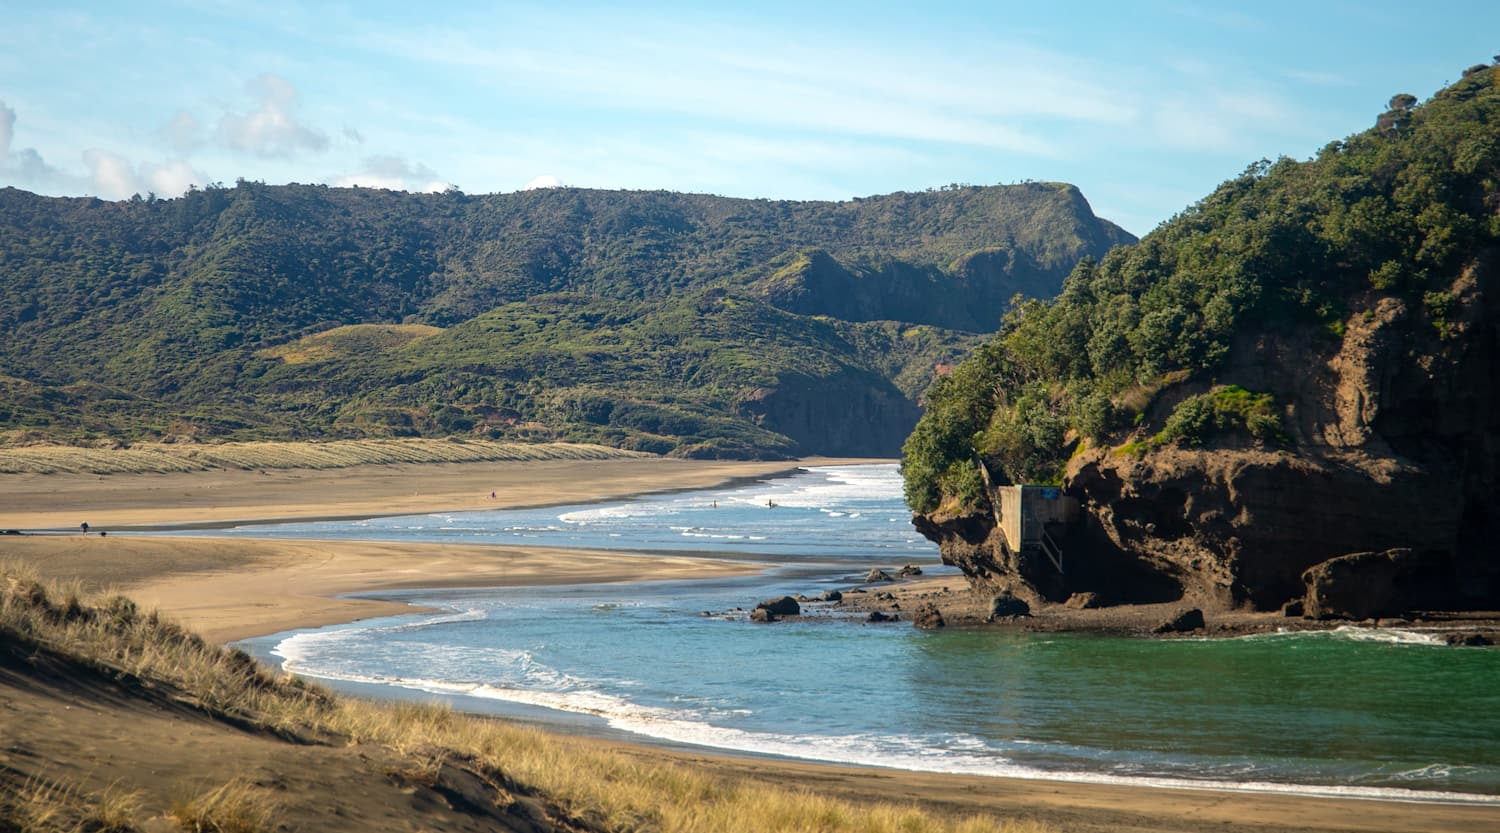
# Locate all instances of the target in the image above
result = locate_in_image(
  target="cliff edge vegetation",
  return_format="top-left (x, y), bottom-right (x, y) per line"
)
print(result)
top-left (904, 60), bottom-right (1500, 618)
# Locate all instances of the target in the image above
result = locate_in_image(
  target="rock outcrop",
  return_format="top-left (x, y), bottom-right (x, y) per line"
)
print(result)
top-left (737, 369), bottom-right (919, 457)
top-left (914, 250), bottom-right (1500, 619)
top-left (1301, 549), bottom-right (1453, 620)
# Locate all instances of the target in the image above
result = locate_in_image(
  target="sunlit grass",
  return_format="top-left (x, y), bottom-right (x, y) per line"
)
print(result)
top-left (0, 437), bottom-right (649, 475)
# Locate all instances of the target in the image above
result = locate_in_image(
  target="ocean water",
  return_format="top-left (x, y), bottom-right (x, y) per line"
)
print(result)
top-left (232, 465), bottom-right (1500, 802)
top-left (204, 462), bottom-right (932, 562)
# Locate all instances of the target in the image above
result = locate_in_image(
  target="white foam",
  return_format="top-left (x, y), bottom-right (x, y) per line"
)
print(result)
top-left (277, 650), bottom-right (1500, 806)
top-left (1223, 627), bottom-right (1447, 647)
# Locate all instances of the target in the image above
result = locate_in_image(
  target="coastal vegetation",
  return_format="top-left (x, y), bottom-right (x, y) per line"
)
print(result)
top-left (904, 61), bottom-right (1500, 513)
top-left (0, 182), bottom-right (1130, 458)
top-left (0, 437), bottom-right (646, 475)
top-left (0, 566), bottom-right (1044, 833)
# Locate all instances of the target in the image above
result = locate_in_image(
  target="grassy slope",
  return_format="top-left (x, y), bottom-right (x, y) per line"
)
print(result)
top-left (0, 438), bottom-right (646, 475)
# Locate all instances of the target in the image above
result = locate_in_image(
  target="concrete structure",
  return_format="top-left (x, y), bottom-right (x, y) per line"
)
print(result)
top-left (974, 457), bottom-right (1082, 572)
top-left (995, 485), bottom-right (1081, 571)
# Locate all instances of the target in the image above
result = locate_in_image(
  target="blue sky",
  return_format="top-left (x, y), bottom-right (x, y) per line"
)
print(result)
top-left (0, 1), bottom-right (1495, 235)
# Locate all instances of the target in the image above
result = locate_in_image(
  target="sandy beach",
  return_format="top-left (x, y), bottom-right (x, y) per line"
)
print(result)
top-left (0, 455), bottom-right (809, 531)
top-left (3, 454), bottom-right (1495, 833)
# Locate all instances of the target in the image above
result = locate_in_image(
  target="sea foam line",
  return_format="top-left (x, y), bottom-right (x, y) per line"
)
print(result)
top-left (270, 629), bottom-right (1500, 807)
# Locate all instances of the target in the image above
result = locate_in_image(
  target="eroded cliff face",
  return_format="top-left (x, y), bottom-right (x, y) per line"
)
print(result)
top-left (737, 369), bottom-right (920, 457)
top-left (917, 251), bottom-right (1500, 616)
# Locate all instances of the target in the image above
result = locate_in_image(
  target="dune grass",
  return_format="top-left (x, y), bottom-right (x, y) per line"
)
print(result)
top-left (0, 566), bottom-right (1050, 833)
top-left (0, 438), bottom-right (650, 475)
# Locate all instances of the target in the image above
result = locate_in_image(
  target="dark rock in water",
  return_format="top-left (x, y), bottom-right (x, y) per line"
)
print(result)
top-left (897, 564), bottom-right (924, 577)
top-left (1065, 592), bottom-right (1103, 610)
top-left (750, 608), bottom-right (776, 623)
top-left (1153, 608), bottom-right (1205, 634)
top-left (867, 610), bottom-right (893, 623)
top-left (1301, 548), bottom-right (1449, 620)
top-left (1281, 599), bottom-right (1305, 618)
top-left (820, 590), bottom-right (843, 602)
top-left (988, 594), bottom-right (1030, 620)
top-left (912, 603), bottom-right (945, 629)
top-left (756, 596), bottom-right (801, 616)
top-left (1443, 631), bottom-right (1493, 647)
top-left (865, 568), bottom-right (895, 583)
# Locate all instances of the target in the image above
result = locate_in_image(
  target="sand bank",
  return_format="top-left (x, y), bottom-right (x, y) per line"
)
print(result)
top-left (0, 455), bottom-right (813, 530)
top-left (1, 534), bottom-right (760, 643)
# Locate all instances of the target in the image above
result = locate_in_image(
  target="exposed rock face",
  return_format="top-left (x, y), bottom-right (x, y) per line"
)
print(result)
top-left (912, 603), bottom-right (946, 629)
top-left (913, 251), bottom-right (1500, 618)
top-left (1068, 448), bottom-right (1462, 609)
top-left (756, 596), bottom-right (801, 616)
top-left (737, 369), bottom-right (918, 457)
top-left (1301, 549), bottom-right (1453, 620)
top-left (1153, 608), bottom-right (1205, 634)
top-left (988, 594), bottom-right (1030, 619)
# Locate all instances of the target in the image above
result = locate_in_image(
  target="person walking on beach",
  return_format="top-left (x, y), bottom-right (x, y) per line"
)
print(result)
top-left (80, 521), bottom-right (89, 534)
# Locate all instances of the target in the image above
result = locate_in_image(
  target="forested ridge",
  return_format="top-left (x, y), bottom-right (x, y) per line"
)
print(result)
top-left (905, 61), bottom-right (1500, 510)
top-left (0, 180), bottom-right (1130, 457)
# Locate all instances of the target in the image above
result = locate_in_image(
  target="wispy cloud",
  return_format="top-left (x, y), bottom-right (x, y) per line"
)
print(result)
top-left (1168, 4), bottom-right (1267, 31)
top-left (348, 19), bottom-right (1105, 156)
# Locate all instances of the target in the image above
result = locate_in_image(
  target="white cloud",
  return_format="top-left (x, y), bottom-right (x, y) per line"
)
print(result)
top-left (148, 160), bottom-right (203, 196)
top-left (0, 100), bottom-right (82, 193)
top-left (522, 174), bottom-right (562, 190)
top-left (81, 148), bottom-right (207, 199)
top-left (82, 149), bottom-right (137, 199)
top-left (331, 154), bottom-right (450, 192)
top-left (216, 73), bottom-right (329, 158)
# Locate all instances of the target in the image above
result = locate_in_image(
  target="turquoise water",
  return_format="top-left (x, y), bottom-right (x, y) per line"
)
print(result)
top-left (232, 465), bottom-right (1500, 801)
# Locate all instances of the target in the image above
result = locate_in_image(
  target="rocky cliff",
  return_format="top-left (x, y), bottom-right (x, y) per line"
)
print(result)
top-left (905, 63), bottom-right (1500, 619)
top-left (918, 250), bottom-right (1499, 617)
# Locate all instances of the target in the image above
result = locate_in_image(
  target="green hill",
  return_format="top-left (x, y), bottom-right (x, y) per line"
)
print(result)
top-left (904, 61), bottom-right (1500, 614)
top-left (0, 181), bottom-right (1131, 456)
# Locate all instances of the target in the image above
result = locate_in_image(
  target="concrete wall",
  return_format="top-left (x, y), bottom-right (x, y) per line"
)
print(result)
top-left (996, 485), bottom-right (1080, 551)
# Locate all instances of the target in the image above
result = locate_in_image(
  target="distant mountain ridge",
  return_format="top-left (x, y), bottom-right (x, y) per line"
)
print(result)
top-left (0, 181), bottom-right (1132, 457)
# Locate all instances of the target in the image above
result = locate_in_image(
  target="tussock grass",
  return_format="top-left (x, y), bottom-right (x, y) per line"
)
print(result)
top-left (0, 438), bottom-right (650, 475)
top-left (1, 567), bottom-right (1048, 833)
top-left (170, 779), bottom-right (277, 833)
top-left (1, 774), bottom-right (143, 833)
